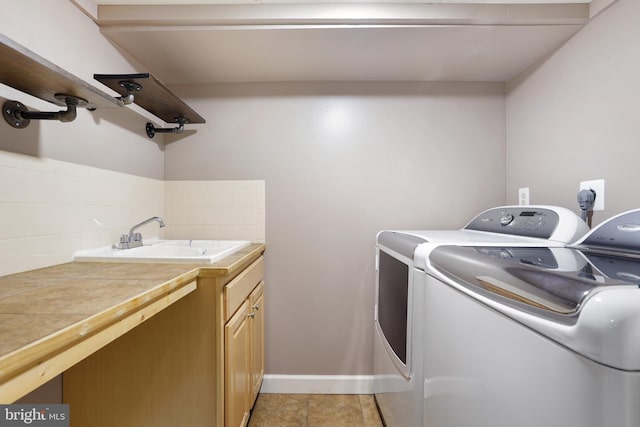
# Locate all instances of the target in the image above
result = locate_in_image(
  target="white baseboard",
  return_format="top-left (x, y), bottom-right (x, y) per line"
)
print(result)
top-left (260, 374), bottom-right (374, 394)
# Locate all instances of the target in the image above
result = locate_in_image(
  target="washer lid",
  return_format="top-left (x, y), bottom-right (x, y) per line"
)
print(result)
top-left (578, 209), bottom-right (640, 254)
top-left (429, 245), bottom-right (639, 318)
top-left (430, 245), bottom-right (640, 370)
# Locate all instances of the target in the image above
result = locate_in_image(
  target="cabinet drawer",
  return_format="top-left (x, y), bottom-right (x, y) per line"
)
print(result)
top-left (224, 256), bottom-right (264, 322)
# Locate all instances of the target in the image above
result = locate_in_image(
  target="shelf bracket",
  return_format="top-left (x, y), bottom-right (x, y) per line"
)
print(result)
top-left (146, 118), bottom-right (188, 139)
top-left (94, 73), bottom-right (205, 139)
top-left (2, 95), bottom-right (89, 129)
top-left (118, 81), bottom-right (142, 105)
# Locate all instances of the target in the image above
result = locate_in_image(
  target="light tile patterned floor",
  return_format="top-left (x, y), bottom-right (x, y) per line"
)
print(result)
top-left (248, 394), bottom-right (384, 427)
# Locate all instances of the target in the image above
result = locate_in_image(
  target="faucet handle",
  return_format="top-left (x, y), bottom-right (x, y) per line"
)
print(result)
top-left (116, 234), bottom-right (130, 250)
top-left (132, 232), bottom-right (142, 242)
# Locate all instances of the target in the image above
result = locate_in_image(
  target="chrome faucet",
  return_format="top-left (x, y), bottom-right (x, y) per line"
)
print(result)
top-left (116, 216), bottom-right (166, 249)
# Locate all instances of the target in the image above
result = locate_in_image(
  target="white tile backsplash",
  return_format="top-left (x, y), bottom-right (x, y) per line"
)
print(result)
top-left (0, 152), bottom-right (165, 276)
top-left (0, 152), bottom-right (266, 277)
top-left (165, 180), bottom-right (266, 243)
top-left (0, 204), bottom-right (27, 240)
top-left (0, 167), bottom-right (29, 203)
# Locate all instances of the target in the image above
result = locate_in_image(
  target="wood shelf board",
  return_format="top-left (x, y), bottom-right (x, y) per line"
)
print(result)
top-left (94, 73), bottom-right (205, 124)
top-left (0, 34), bottom-right (123, 110)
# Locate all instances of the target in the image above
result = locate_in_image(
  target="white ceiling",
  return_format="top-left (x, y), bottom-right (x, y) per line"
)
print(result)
top-left (84, 1), bottom-right (591, 84)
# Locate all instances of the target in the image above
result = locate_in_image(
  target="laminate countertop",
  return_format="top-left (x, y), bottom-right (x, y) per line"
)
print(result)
top-left (0, 243), bottom-right (265, 403)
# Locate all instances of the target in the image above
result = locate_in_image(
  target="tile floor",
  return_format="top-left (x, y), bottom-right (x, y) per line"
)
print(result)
top-left (248, 394), bottom-right (384, 427)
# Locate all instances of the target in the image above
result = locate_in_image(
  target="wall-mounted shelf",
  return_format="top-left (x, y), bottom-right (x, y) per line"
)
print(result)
top-left (0, 34), bottom-right (204, 138)
top-left (94, 73), bottom-right (205, 138)
top-left (0, 33), bottom-right (123, 128)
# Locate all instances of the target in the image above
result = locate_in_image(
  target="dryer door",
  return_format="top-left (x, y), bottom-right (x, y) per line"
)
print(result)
top-left (377, 249), bottom-right (410, 368)
top-left (375, 231), bottom-right (425, 379)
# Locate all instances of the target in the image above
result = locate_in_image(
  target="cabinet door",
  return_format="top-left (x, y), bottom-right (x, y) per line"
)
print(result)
top-left (225, 300), bottom-right (251, 427)
top-left (249, 281), bottom-right (265, 405)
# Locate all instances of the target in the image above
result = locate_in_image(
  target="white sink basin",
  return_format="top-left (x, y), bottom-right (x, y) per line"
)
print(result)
top-left (73, 240), bottom-right (251, 264)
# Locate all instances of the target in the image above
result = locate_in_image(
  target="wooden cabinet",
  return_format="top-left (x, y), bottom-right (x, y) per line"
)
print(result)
top-left (63, 247), bottom-right (265, 427)
top-left (225, 300), bottom-right (252, 427)
top-left (224, 262), bottom-right (265, 427)
top-left (249, 282), bottom-right (264, 404)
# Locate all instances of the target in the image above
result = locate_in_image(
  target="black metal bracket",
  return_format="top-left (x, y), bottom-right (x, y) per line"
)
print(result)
top-left (118, 81), bottom-right (142, 105)
top-left (2, 95), bottom-right (89, 129)
top-left (146, 117), bottom-right (188, 138)
top-left (94, 73), bottom-right (204, 139)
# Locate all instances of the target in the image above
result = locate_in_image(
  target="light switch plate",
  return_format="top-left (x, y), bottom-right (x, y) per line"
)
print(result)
top-left (579, 179), bottom-right (605, 211)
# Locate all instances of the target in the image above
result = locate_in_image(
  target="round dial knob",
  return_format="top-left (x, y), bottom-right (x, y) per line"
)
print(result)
top-left (499, 249), bottom-right (514, 258)
top-left (500, 214), bottom-right (515, 226)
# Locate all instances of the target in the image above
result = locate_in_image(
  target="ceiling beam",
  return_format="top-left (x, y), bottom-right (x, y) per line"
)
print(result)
top-left (96, 3), bottom-right (589, 28)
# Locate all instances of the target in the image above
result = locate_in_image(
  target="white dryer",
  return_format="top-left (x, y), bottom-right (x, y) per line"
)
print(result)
top-left (422, 209), bottom-right (640, 427)
top-left (374, 205), bottom-right (589, 427)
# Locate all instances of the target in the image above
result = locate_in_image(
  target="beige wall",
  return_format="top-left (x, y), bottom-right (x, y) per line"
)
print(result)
top-left (0, 0), bottom-right (165, 179)
top-left (165, 82), bottom-right (506, 375)
top-left (506, 0), bottom-right (638, 226)
top-left (0, 0), bottom-right (167, 278)
top-left (590, 0), bottom-right (618, 17)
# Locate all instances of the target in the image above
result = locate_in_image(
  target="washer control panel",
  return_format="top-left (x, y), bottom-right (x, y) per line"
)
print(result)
top-left (580, 209), bottom-right (640, 253)
top-left (465, 207), bottom-right (560, 239)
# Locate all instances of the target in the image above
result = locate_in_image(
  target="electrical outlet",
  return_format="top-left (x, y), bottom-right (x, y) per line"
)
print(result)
top-left (518, 187), bottom-right (530, 206)
top-left (579, 179), bottom-right (605, 211)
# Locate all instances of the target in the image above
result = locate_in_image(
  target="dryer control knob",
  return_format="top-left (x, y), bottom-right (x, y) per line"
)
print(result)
top-left (500, 214), bottom-right (515, 226)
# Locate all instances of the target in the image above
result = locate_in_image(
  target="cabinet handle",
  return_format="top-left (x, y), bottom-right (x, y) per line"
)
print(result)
top-left (252, 304), bottom-right (260, 311)
top-left (247, 312), bottom-right (256, 318)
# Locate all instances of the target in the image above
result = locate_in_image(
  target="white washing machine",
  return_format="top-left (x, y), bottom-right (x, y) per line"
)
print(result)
top-left (374, 205), bottom-right (589, 427)
top-left (422, 209), bottom-right (640, 427)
